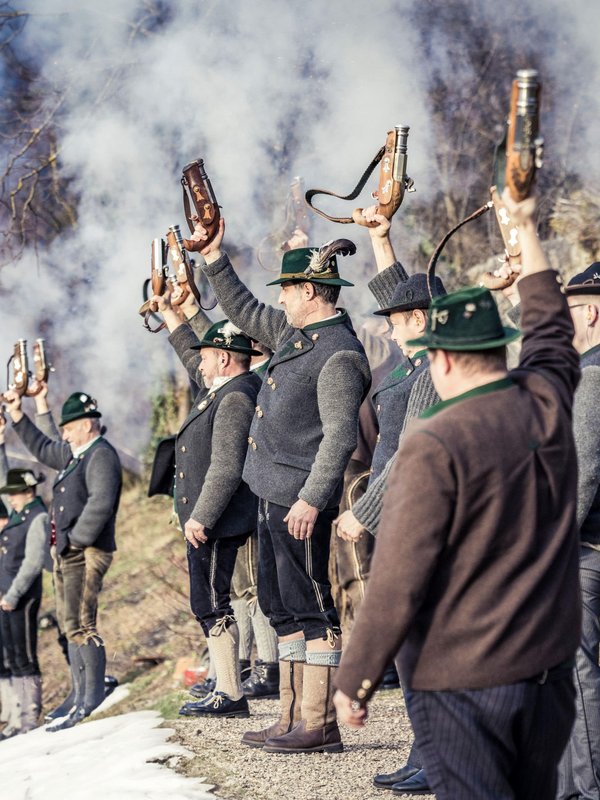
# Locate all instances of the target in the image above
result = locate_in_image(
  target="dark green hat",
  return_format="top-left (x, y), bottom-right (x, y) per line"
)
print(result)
top-left (0, 468), bottom-right (45, 495)
top-left (266, 240), bottom-right (355, 287)
top-left (406, 286), bottom-right (520, 351)
top-left (59, 392), bottom-right (102, 427)
top-left (191, 320), bottom-right (263, 356)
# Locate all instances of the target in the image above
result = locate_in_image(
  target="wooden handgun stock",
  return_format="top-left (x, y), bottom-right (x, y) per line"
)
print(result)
top-left (480, 187), bottom-right (522, 290)
top-left (354, 126), bottom-right (412, 227)
top-left (305, 126), bottom-right (413, 226)
top-left (181, 159), bottom-right (221, 252)
top-left (0, 340), bottom-right (29, 402)
top-left (482, 70), bottom-right (542, 291)
top-left (24, 339), bottom-right (51, 396)
top-left (505, 70), bottom-right (542, 202)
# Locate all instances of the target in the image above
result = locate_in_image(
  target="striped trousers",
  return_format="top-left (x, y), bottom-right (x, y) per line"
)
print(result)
top-left (407, 676), bottom-right (575, 800)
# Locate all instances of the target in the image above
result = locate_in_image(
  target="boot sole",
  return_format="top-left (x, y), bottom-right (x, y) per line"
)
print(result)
top-left (242, 692), bottom-right (280, 700)
top-left (263, 741), bottom-right (343, 754)
top-left (180, 710), bottom-right (250, 719)
top-left (240, 738), bottom-right (267, 748)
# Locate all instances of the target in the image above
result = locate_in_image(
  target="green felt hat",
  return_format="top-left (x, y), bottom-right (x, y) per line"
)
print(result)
top-left (191, 320), bottom-right (263, 356)
top-left (266, 246), bottom-right (354, 287)
top-left (59, 392), bottom-right (102, 427)
top-left (0, 468), bottom-right (45, 495)
top-left (406, 286), bottom-right (520, 351)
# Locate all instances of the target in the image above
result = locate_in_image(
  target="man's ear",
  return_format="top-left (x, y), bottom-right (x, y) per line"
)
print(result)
top-left (302, 281), bottom-right (317, 300)
top-left (413, 309), bottom-right (427, 330)
top-left (588, 304), bottom-right (600, 326)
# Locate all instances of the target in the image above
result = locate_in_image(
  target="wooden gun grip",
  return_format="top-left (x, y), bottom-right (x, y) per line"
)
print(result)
top-left (181, 159), bottom-right (221, 252)
top-left (480, 271), bottom-right (518, 291)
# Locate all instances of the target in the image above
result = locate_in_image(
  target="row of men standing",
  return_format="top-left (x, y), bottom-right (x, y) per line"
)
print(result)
top-left (0, 387), bottom-right (122, 735)
top-left (147, 191), bottom-right (600, 800)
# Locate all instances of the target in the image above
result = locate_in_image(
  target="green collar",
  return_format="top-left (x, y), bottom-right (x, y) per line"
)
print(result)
top-left (303, 309), bottom-right (348, 332)
top-left (582, 342), bottom-right (600, 361)
top-left (420, 377), bottom-right (513, 419)
top-left (7, 496), bottom-right (44, 525)
top-left (409, 349), bottom-right (428, 365)
top-left (387, 350), bottom-right (428, 382)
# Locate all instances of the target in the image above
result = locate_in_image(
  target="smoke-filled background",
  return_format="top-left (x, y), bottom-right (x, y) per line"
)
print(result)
top-left (1, 0), bottom-right (599, 455)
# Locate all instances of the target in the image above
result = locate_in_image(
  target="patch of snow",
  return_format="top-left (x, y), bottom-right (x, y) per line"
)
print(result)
top-left (89, 683), bottom-right (131, 715)
top-left (0, 710), bottom-right (216, 800)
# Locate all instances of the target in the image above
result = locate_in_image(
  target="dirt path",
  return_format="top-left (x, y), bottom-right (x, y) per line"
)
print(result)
top-left (171, 688), bottom-right (434, 800)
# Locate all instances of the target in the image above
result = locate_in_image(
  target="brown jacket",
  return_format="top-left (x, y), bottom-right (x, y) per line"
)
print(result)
top-left (336, 270), bottom-right (581, 699)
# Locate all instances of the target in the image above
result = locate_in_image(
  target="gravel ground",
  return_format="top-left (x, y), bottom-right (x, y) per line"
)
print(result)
top-left (171, 688), bottom-right (434, 800)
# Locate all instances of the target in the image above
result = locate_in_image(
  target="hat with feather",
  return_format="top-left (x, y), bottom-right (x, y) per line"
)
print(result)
top-left (191, 320), bottom-right (263, 356)
top-left (266, 239), bottom-right (356, 287)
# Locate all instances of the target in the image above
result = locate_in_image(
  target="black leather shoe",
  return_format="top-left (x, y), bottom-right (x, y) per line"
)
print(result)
top-left (189, 677), bottom-right (216, 698)
top-left (240, 659), bottom-right (252, 683)
top-left (243, 660), bottom-right (280, 699)
top-left (392, 769), bottom-right (431, 795)
top-left (373, 765), bottom-right (420, 789)
top-left (379, 662), bottom-right (401, 691)
top-left (179, 691), bottom-right (250, 718)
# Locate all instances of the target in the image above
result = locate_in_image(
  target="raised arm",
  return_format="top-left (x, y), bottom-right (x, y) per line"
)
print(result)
top-left (4, 391), bottom-right (70, 471)
top-left (187, 219), bottom-right (291, 350)
top-left (348, 368), bottom-right (439, 535)
top-left (361, 206), bottom-right (409, 308)
top-left (503, 193), bottom-right (580, 405)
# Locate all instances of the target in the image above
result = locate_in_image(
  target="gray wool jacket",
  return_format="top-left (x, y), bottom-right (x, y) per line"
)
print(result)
top-left (11, 415), bottom-right (122, 554)
top-left (201, 253), bottom-right (372, 510)
top-left (0, 446), bottom-right (48, 607)
top-left (575, 344), bottom-right (600, 544)
top-left (352, 367), bottom-right (439, 533)
top-left (167, 316), bottom-right (260, 535)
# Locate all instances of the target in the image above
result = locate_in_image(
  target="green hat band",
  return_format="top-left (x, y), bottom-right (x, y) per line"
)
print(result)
top-left (266, 246), bottom-right (354, 287)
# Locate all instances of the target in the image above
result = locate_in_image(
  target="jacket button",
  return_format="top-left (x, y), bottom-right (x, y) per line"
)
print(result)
top-left (181, 497), bottom-right (188, 504)
top-left (179, 471), bottom-right (185, 479)
top-left (406, 368), bottom-right (412, 375)
top-left (181, 445), bottom-right (186, 453)
top-left (311, 333), bottom-right (319, 341)
top-left (198, 400), bottom-right (207, 411)
top-left (60, 487), bottom-right (66, 493)
top-left (376, 434), bottom-right (381, 443)
top-left (252, 442), bottom-right (257, 450)
top-left (376, 404), bottom-right (381, 412)
top-left (248, 436), bottom-right (254, 444)
top-left (357, 688), bottom-right (367, 699)
top-left (267, 377), bottom-right (273, 385)
top-left (294, 341), bottom-right (303, 350)
top-left (59, 506), bottom-right (64, 512)
top-left (270, 382), bottom-right (276, 390)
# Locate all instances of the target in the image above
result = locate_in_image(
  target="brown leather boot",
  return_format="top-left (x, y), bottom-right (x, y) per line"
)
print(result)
top-left (263, 664), bottom-right (343, 753)
top-left (241, 660), bottom-right (303, 748)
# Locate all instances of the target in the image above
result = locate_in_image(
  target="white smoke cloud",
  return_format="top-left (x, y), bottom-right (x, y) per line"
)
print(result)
top-left (1, 0), bottom-right (598, 452)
